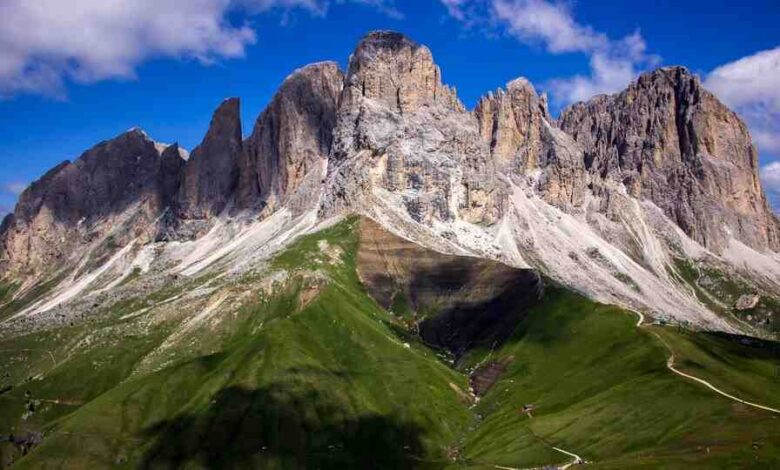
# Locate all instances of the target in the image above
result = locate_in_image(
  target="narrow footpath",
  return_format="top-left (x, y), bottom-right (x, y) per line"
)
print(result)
top-left (630, 309), bottom-right (780, 415)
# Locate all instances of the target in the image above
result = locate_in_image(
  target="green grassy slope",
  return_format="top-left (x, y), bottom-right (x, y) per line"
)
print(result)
top-left (1, 217), bottom-right (778, 469)
top-left (6, 219), bottom-right (472, 469)
top-left (654, 328), bottom-right (780, 409)
top-left (460, 287), bottom-right (780, 469)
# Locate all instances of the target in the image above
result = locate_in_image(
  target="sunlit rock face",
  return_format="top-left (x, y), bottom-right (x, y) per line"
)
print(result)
top-left (560, 66), bottom-right (780, 254)
top-left (324, 30), bottom-right (506, 226)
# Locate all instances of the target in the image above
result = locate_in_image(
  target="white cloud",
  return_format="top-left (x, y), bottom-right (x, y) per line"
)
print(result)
top-left (0, 0), bottom-right (257, 98)
top-left (705, 47), bottom-right (780, 155)
top-left (492, 0), bottom-right (607, 54)
top-left (442, 0), bottom-right (657, 106)
top-left (761, 161), bottom-right (780, 212)
top-left (548, 34), bottom-right (651, 104)
top-left (0, 0), bottom-right (400, 98)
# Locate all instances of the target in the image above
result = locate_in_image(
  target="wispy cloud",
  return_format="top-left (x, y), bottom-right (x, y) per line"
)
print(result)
top-left (705, 46), bottom-right (780, 155)
top-left (0, 0), bottom-right (401, 99)
top-left (441, 0), bottom-right (658, 106)
top-left (761, 161), bottom-right (780, 212)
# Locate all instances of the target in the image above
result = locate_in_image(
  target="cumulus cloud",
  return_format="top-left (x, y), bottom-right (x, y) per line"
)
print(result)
top-left (442, 0), bottom-right (657, 106)
top-left (0, 0), bottom-right (400, 98)
top-left (705, 47), bottom-right (780, 154)
top-left (0, 0), bottom-right (258, 98)
top-left (547, 32), bottom-right (655, 104)
top-left (491, 0), bottom-right (607, 54)
top-left (761, 161), bottom-right (780, 212)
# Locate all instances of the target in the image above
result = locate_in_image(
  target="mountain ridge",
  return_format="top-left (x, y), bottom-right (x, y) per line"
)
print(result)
top-left (1, 30), bottom-right (778, 336)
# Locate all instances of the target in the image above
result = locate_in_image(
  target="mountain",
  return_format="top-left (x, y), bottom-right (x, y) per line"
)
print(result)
top-left (1, 31), bottom-right (779, 468)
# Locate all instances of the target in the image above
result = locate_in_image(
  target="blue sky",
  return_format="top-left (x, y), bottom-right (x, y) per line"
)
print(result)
top-left (1, 0), bottom-right (779, 215)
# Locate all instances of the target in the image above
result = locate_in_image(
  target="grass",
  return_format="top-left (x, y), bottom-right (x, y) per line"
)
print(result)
top-left (653, 328), bottom-right (780, 409)
top-left (2, 218), bottom-right (779, 468)
top-left (459, 284), bottom-right (780, 469)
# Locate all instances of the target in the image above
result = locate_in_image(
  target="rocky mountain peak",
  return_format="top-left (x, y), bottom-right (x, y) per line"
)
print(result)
top-left (341, 30), bottom-right (463, 113)
top-left (474, 77), bottom-right (551, 171)
top-left (0, 129), bottom-right (166, 276)
top-left (560, 66), bottom-right (780, 253)
top-left (178, 97), bottom-right (242, 223)
top-left (238, 62), bottom-right (343, 214)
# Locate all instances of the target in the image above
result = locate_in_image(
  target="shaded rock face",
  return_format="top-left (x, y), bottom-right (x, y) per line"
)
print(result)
top-left (238, 63), bottom-right (343, 215)
top-left (0, 130), bottom-right (173, 275)
top-left (179, 98), bottom-right (242, 221)
top-left (475, 79), bottom-right (587, 210)
top-left (157, 143), bottom-right (186, 210)
top-left (356, 217), bottom-right (542, 359)
top-left (326, 31), bottom-right (505, 226)
top-left (560, 67), bottom-right (780, 253)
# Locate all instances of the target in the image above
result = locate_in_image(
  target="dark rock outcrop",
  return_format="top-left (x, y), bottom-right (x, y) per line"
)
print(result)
top-left (178, 98), bottom-right (242, 221)
top-left (157, 143), bottom-right (186, 211)
top-left (560, 66), bottom-right (780, 253)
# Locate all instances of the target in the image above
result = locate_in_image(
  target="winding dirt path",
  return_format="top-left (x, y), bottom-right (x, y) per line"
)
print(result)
top-left (630, 309), bottom-right (780, 415)
top-left (554, 446), bottom-right (585, 468)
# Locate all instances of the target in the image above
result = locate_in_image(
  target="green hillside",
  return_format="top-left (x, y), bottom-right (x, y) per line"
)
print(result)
top-left (1, 217), bottom-right (778, 468)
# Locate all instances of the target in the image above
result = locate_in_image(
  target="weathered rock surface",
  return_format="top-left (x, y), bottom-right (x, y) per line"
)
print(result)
top-left (475, 78), bottom-right (587, 210)
top-left (178, 98), bottom-right (242, 222)
top-left (0, 129), bottom-right (166, 276)
top-left (560, 66), bottom-right (780, 253)
top-left (325, 31), bottom-right (505, 226)
top-left (237, 63), bottom-right (343, 215)
top-left (341, 31), bottom-right (463, 114)
top-left (735, 294), bottom-right (760, 311)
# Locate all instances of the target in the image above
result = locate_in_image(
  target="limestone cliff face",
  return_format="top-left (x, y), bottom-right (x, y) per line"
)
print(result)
top-left (0, 129), bottom-right (174, 276)
top-left (475, 78), bottom-right (550, 172)
top-left (559, 66), bottom-right (780, 253)
top-left (326, 31), bottom-right (505, 226)
top-left (237, 63), bottom-right (343, 215)
top-left (178, 98), bottom-right (242, 221)
top-left (475, 78), bottom-right (586, 210)
top-left (341, 31), bottom-right (462, 114)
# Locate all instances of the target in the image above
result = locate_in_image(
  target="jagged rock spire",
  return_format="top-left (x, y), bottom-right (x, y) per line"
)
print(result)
top-left (237, 62), bottom-right (343, 214)
top-left (178, 98), bottom-right (242, 221)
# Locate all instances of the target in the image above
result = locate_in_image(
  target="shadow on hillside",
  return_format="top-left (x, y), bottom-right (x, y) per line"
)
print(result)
top-left (139, 382), bottom-right (425, 469)
top-left (703, 331), bottom-right (780, 358)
